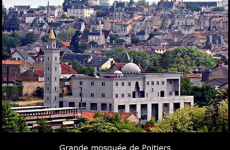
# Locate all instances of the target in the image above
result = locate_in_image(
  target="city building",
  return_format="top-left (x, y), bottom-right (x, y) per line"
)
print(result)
top-left (58, 63), bottom-right (194, 121)
top-left (67, 4), bottom-right (94, 19)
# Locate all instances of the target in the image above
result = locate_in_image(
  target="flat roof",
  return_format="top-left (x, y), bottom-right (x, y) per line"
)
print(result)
top-left (15, 107), bottom-right (80, 113)
top-left (12, 106), bottom-right (49, 110)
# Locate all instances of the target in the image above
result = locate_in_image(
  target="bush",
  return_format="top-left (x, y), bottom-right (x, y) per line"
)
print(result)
top-left (2, 86), bottom-right (23, 100)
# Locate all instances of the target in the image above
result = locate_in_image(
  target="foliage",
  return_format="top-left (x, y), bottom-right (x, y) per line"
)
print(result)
top-left (69, 16), bottom-right (76, 19)
top-left (3, 15), bottom-right (20, 31)
top-left (67, 60), bottom-right (95, 75)
top-left (33, 86), bottom-right (44, 98)
top-left (145, 117), bottom-right (156, 126)
top-left (136, 0), bottom-right (149, 8)
top-left (41, 34), bottom-right (49, 42)
top-left (147, 32), bottom-right (158, 41)
top-left (100, 68), bottom-right (110, 72)
top-left (2, 46), bottom-right (10, 60)
top-left (70, 30), bottom-right (83, 53)
top-left (58, 27), bottom-right (77, 42)
top-left (180, 77), bottom-right (193, 95)
top-left (33, 119), bottom-right (53, 133)
top-left (186, 5), bottom-right (202, 12)
top-left (23, 32), bottom-right (36, 45)
top-left (89, 40), bottom-right (97, 46)
top-left (2, 86), bottom-right (23, 100)
top-left (131, 36), bottom-right (141, 45)
top-left (2, 101), bottom-right (29, 133)
top-left (152, 105), bottom-right (207, 133)
top-left (109, 34), bottom-right (125, 45)
top-left (93, 111), bottom-right (103, 118)
top-left (79, 43), bottom-right (88, 51)
top-left (2, 34), bottom-right (22, 49)
top-left (145, 65), bottom-right (161, 72)
top-left (96, 10), bottom-right (106, 17)
top-left (61, 14), bottom-right (67, 18)
top-left (212, 7), bottom-right (224, 11)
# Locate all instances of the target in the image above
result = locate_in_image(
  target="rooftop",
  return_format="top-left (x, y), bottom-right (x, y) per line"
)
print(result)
top-left (2, 60), bottom-right (25, 65)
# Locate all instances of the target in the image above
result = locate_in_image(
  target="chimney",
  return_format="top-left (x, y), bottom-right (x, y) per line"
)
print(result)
top-left (138, 62), bottom-right (141, 68)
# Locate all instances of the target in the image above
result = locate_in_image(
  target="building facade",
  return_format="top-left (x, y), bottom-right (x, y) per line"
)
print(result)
top-left (44, 29), bottom-right (61, 107)
top-left (59, 63), bottom-right (194, 121)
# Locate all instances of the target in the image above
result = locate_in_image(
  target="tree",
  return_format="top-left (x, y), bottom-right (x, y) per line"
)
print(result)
top-left (100, 68), bottom-right (110, 72)
top-left (2, 46), bottom-right (10, 60)
top-left (67, 60), bottom-right (95, 75)
top-left (41, 34), bottom-right (49, 42)
top-left (61, 14), bottom-right (67, 19)
top-left (131, 36), bottom-right (141, 45)
top-left (145, 65), bottom-right (161, 72)
top-left (96, 10), bottom-right (106, 17)
top-left (145, 117), bottom-right (156, 126)
top-left (33, 87), bottom-right (44, 98)
top-left (80, 43), bottom-right (88, 51)
top-left (186, 5), bottom-right (202, 12)
top-left (2, 101), bottom-right (29, 133)
top-left (3, 15), bottom-right (20, 31)
top-left (89, 40), bottom-right (97, 46)
top-left (70, 30), bottom-right (83, 53)
top-left (33, 119), bottom-right (53, 133)
top-left (23, 32), bottom-right (36, 45)
top-left (58, 27), bottom-right (77, 42)
top-left (180, 77), bottom-right (193, 95)
top-left (136, 0), bottom-right (149, 8)
top-left (69, 16), bottom-right (76, 19)
top-left (212, 7), bottom-right (224, 11)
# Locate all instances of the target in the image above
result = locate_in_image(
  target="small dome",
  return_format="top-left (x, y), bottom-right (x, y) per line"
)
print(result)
top-left (121, 63), bottom-right (141, 73)
top-left (114, 70), bottom-right (122, 74)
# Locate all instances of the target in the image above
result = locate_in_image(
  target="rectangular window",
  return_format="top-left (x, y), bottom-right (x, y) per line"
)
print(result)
top-left (175, 91), bottom-right (179, 96)
top-left (55, 96), bottom-right (56, 101)
top-left (152, 88), bottom-right (154, 92)
top-left (91, 81), bottom-right (94, 86)
top-left (47, 96), bottom-right (49, 100)
top-left (128, 82), bottom-right (131, 86)
top-left (122, 82), bottom-right (124, 86)
top-left (102, 82), bottom-right (105, 86)
top-left (55, 57), bottom-right (57, 61)
top-left (55, 86), bottom-right (57, 91)
top-left (102, 93), bottom-right (105, 98)
top-left (79, 81), bottom-right (83, 85)
top-left (115, 94), bottom-right (118, 98)
top-left (47, 67), bottom-right (49, 71)
top-left (162, 81), bottom-right (165, 85)
top-left (47, 77), bottom-right (49, 81)
top-left (121, 93), bottom-right (124, 98)
top-left (169, 80), bottom-right (172, 84)
top-left (157, 81), bottom-right (159, 85)
top-left (115, 82), bottom-right (118, 86)
top-left (55, 67), bottom-right (57, 71)
top-left (147, 81), bottom-right (149, 85)
top-left (55, 77), bottom-right (57, 81)
top-left (169, 91), bottom-right (172, 96)
top-left (151, 81), bottom-right (154, 85)
top-left (48, 57), bottom-right (49, 61)
top-left (157, 92), bottom-right (160, 97)
top-left (146, 92), bottom-right (148, 97)
top-left (91, 93), bottom-right (94, 97)
top-left (128, 93), bottom-right (131, 98)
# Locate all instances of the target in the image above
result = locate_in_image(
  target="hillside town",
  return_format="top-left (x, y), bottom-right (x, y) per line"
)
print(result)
top-left (2, 0), bottom-right (228, 133)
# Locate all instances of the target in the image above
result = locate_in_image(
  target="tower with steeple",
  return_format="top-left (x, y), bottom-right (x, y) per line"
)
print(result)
top-left (44, 28), bottom-right (61, 108)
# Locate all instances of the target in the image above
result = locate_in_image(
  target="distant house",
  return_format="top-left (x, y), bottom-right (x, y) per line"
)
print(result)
top-left (136, 30), bottom-right (149, 41)
top-left (186, 74), bottom-right (202, 87)
top-left (147, 36), bottom-right (169, 46)
top-left (11, 49), bottom-right (35, 65)
top-left (67, 4), bottom-right (94, 19)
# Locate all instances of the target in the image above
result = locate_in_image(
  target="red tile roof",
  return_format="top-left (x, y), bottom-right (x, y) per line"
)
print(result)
top-left (186, 74), bottom-right (202, 78)
top-left (79, 111), bottom-right (135, 122)
top-left (61, 41), bottom-right (70, 47)
top-left (61, 63), bottom-right (78, 74)
top-left (114, 62), bottom-right (126, 70)
top-left (34, 70), bottom-right (44, 77)
top-left (2, 60), bottom-right (24, 65)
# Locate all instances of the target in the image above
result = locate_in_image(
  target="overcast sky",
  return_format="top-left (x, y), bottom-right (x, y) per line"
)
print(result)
top-left (3, 0), bottom-right (222, 8)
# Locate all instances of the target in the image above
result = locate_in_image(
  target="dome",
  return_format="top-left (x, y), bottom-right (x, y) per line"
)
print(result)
top-left (121, 63), bottom-right (141, 74)
top-left (114, 70), bottom-right (123, 74)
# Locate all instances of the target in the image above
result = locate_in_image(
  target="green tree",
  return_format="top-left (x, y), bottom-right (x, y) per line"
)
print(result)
top-left (34, 119), bottom-right (53, 133)
top-left (69, 16), bottom-right (76, 19)
top-left (58, 27), bottom-right (77, 42)
top-left (3, 15), bottom-right (20, 31)
top-left (186, 5), bottom-right (202, 12)
top-left (136, 0), bottom-right (149, 8)
top-left (23, 32), bottom-right (36, 45)
top-left (41, 34), bottom-right (49, 42)
top-left (2, 101), bottom-right (29, 133)
top-left (33, 86), bottom-right (44, 98)
top-left (61, 13), bottom-right (67, 18)
top-left (96, 10), bottom-right (106, 17)
top-left (180, 77), bottom-right (193, 95)
top-left (212, 7), bottom-right (224, 11)
top-left (2, 46), bottom-right (10, 60)
top-left (131, 36), bottom-right (141, 45)
top-left (67, 60), bottom-right (95, 75)
top-left (80, 43), bottom-right (88, 51)
top-left (89, 40), bottom-right (97, 46)
top-left (145, 117), bottom-right (156, 126)
top-left (70, 30), bottom-right (82, 53)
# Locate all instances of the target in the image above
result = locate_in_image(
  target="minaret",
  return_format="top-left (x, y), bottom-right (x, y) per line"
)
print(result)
top-left (44, 28), bottom-right (60, 108)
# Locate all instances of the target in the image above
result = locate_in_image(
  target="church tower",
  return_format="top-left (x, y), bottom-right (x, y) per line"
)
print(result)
top-left (44, 28), bottom-right (60, 108)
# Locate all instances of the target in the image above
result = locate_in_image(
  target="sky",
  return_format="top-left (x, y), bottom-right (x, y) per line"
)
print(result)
top-left (3, 0), bottom-right (223, 8)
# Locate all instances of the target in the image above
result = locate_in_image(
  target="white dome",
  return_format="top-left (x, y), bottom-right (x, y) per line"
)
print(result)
top-left (121, 63), bottom-right (141, 73)
top-left (114, 70), bottom-right (122, 74)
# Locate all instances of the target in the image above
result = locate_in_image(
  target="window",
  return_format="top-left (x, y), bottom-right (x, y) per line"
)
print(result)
top-left (121, 93), bottom-right (124, 98)
top-left (152, 88), bottom-right (154, 92)
top-left (128, 93), bottom-right (131, 98)
top-left (162, 81), bottom-right (165, 85)
top-left (169, 80), bottom-right (172, 84)
top-left (47, 67), bottom-right (49, 71)
top-left (47, 77), bottom-right (49, 81)
top-left (52, 43), bottom-right (55, 48)
top-left (55, 86), bottom-right (57, 91)
top-left (115, 82), bottom-right (118, 86)
top-left (48, 57), bottom-right (49, 61)
top-left (157, 92), bottom-right (160, 97)
top-left (102, 93), bottom-right (105, 98)
top-left (55, 77), bottom-right (57, 81)
top-left (47, 96), bottom-right (49, 100)
top-left (79, 81), bottom-right (83, 85)
top-left (157, 81), bottom-right (159, 85)
top-left (175, 91), bottom-right (179, 96)
top-left (91, 93), bottom-right (94, 97)
top-left (79, 93), bottom-right (82, 96)
top-left (47, 87), bottom-right (49, 91)
top-left (91, 81), bottom-right (94, 86)
top-left (55, 57), bottom-right (57, 61)
top-left (55, 67), bottom-right (57, 71)
top-left (102, 82), bottom-right (105, 86)
top-left (169, 91), bottom-right (172, 96)
top-left (146, 92), bottom-right (148, 97)
top-left (128, 82), bottom-right (131, 86)
top-left (151, 81), bottom-right (154, 85)
top-left (147, 81), bottom-right (149, 85)
top-left (55, 96), bottom-right (56, 101)
top-left (122, 82), bottom-right (124, 86)
top-left (115, 94), bottom-right (118, 98)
